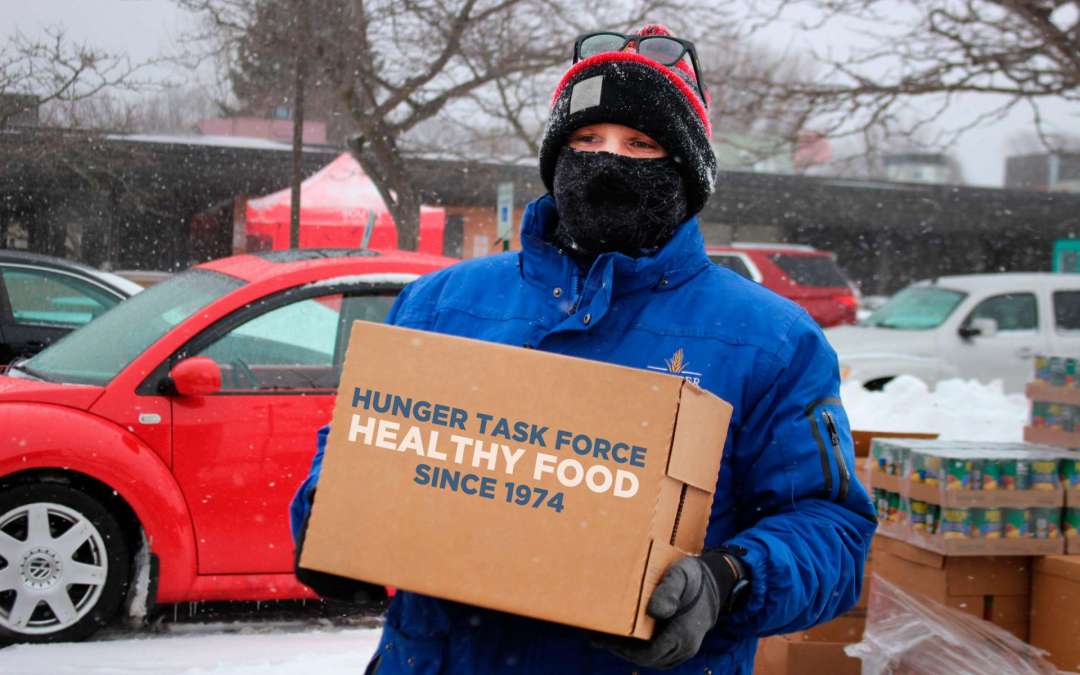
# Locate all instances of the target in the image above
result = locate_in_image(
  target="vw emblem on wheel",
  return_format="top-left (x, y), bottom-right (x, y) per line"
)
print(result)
top-left (27, 555), bottom-right (53, 580)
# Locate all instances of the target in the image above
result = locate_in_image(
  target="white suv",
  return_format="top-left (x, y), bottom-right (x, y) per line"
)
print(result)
top-left (825, 273), bottom-right (1080, 393)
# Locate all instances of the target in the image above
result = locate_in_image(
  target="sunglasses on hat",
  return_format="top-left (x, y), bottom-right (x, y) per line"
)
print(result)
top-left (572, 31), bottom-right (708, 105)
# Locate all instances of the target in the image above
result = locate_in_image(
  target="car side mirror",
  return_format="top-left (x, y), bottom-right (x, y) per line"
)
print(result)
top-left (170, 356), bottom-right (222, 396)
top-left (959, 317), bottom-right (998, 340)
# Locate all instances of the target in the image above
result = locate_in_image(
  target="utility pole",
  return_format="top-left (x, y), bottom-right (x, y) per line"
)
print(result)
top-left (289, 0), bottom-right (308, 249)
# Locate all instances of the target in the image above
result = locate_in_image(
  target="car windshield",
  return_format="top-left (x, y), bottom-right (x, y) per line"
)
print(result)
top-left (769, 254), bottom-right (850, 288)
top-left (21, 269), bottom-right (244, 385)
top-left (862, 286), bottom-right (968, 330)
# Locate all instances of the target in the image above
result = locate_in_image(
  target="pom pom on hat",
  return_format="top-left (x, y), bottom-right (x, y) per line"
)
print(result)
top-left (538, 24), bottom-right (718, 216)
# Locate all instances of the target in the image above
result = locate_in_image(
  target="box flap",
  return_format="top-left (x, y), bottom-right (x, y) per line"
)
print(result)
top-left (1036, 555), bottom-right (1080, 583)
top-left (667, 382), bottom-right (730, 493)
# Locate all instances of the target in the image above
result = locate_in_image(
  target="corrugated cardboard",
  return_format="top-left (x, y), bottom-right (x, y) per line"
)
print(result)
top-left (299, 321), bottom-right (732, 638)
top-left (851, 430), bottom-right (937, 458)
top-left (1027, 381), bottom-right (1080, 407)
top-left (797, 613), bottom-right (866, 643)
top-left (874, 537), bottom-right (1031, 597)
top-left (1023, 425), bottom-right (1080, 449)
top-left (873, 537), bottom-right (1035, 643)
top-left (1031, 556), bottom-right (1080, 672)
top-left (754, 635), bottom-right (862, 675)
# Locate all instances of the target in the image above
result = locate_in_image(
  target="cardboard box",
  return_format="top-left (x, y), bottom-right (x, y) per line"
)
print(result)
top-left (1030, 555), bottom-right (1080, 672)
top-left (851, 430), bottom-right (937, 458)
top-left (796, 613), bottom-right (866, 643)
top-left (873, 537), bottom-right (1031, 598)
top-left (299, 322), bottom-right (732, 638)
top-left (1027, 381), bottom-right (1080, 407)
top-left (754, 635), bottom-right (862, 675)
top-left (873, 537), bottom-right (1034, 642)
top-left (1024, 425), bottom-right (1080, 449)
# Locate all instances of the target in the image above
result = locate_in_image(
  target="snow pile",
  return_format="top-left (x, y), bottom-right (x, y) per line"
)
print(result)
top-left (5, 626), bottom-right (381, 675)
top-left (841, 375), bottom-right (1029, 441)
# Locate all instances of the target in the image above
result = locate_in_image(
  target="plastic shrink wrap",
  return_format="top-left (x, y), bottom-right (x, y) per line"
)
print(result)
top-left (845, 575), bottom-right (1056, 675)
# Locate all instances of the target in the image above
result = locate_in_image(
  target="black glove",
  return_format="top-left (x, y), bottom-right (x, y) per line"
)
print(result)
top-left (603, 549), bottom-right (750, 670)
top-left (294, 505), bottom-right (385, 605)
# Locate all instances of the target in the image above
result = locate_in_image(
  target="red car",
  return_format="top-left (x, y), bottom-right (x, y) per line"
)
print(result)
top-left (705, 243), bottom-right (858, 327)
top-left (0, 248), bottom-right (454, 643)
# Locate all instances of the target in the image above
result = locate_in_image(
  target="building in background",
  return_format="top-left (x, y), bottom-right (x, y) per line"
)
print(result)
top-left (1006, 153), bottom-right (1080, 193)
top-left (881, 153), bottom-right (965, 185)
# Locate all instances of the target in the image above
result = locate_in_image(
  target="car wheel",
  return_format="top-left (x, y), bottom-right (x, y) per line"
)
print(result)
top-left (0, 484), bottom-right (129, 644)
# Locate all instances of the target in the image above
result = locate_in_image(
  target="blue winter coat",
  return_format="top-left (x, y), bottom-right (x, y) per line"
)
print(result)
top-left (291, 194), bottom-right (877, 674)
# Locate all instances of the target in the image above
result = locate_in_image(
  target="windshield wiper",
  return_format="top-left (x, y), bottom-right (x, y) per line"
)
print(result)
top-left (5, 362), bottom-right (53, 382)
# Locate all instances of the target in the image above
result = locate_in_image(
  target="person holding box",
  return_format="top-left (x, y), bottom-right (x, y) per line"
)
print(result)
top-left (292, 23), bottom-right (876, 674)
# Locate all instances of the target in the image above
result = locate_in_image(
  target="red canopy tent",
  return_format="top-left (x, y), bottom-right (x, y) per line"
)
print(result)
top-left (244, 153), bottom-right (445, 255)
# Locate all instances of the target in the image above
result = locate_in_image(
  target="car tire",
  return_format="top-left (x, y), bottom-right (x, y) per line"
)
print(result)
top-left (0, 484), bottom-right (129, 644)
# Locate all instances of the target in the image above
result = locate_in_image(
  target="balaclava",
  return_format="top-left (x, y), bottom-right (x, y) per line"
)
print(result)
top-left (538, 24), bottom-right (718, 258)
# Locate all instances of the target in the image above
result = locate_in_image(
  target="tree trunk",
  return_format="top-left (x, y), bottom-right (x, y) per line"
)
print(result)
top-left (350, 137), bottom-right (422, 251)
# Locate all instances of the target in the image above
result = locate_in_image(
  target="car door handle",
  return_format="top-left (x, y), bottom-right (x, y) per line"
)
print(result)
top-left (1016, 347), bottom-right (1035, 359)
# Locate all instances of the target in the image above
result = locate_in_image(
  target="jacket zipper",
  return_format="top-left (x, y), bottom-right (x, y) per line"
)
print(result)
top-left (822, 409), bottom-right (850, 502)
top-left (570, 269), bottom-right (585, 315)
top-left (805, 398), bottom-right (850, 503)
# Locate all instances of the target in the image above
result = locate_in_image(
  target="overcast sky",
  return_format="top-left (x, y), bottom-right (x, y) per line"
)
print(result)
top-left (7, 0), bottom-right (1077, 187)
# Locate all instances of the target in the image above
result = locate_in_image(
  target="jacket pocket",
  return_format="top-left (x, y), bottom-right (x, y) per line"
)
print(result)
top-left (804, 398), bottom-right (852, 503)
top-left (371, 624), bottom-right (446, 675)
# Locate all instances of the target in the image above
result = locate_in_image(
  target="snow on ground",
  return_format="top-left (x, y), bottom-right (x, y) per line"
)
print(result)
top-left (842, 375), bottom-right (1029, 441)
top-left (4, 623), bottom-right (381, 675)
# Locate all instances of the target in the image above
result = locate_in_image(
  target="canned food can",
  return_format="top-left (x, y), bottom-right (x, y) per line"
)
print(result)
top-left (1032, 401), bottom-right (1048, 427)
top-left (942, 507), bottom-right (971, 539)
top-left (945, 458), bottom-right (975, 490)
top-left (1061, 458), bottom-right (1080, 489)
top-left (926, 504), bottom-right (941, 534)
top-left (1004, 508), bottom-right (1031, 538)
top-left (910, 499), bottom-right (929, 531)
top-left (1031, 507), bottom-right (1061, 539)
top-left (1002, 459), bottom-right (1031, 491)
top-left (887, 492), bottom-right (901, 522)
top-left (1067, 358), bottom-right (1079, 388)
top-left (1035, 355), bottom-right (1050, 383)
top-left (1065, 508), bottom-right (1080, 538)
top-left (1051, 356), bottom-right (1066, 387)
top-left (971, 507), bottom-right (1003, 539)
top-left (981, 459), bottom-right (1001, 490)
top-left (1031, 459), bottom-right (1061, 490)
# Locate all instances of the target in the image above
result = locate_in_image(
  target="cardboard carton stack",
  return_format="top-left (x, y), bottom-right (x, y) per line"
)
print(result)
top-left (1023, 355), bottom-right (1080, 555)
top-left (1030, 555), bottom-right (1080, 672)
top-left (871, 536), bottom-right (1032, 641)
top-left (869, 438), bottom-right (1074, 556)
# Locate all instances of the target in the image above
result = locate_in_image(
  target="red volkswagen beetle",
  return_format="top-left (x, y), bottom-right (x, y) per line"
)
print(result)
top-left (0, 248), bottom-right (454, 643)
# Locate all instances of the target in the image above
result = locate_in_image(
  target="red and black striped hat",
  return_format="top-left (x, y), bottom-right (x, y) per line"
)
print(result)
top-left (538, 24), bottom-right (718, 217)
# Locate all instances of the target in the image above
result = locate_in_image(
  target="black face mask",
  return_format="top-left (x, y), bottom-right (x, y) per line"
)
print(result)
top-left (551, 148), bottom-right (688, 259)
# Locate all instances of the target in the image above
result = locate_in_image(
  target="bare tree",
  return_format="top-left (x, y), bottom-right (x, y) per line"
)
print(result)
top-left (0, 27), bottom-right (155, 129)
top-left (727, 1), bottom-right (1079, 153)
top-left (180, 0), bottom-right (744, 249)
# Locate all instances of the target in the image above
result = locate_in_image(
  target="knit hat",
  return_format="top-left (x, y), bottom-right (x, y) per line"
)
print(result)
top-left (538, 24), bottom-right (718, 217)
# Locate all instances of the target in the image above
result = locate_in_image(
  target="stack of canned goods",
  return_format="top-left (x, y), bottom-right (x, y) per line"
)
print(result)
top-left (1035, 355), bottom-right (1080, 388)
top-left (870, 438), bottom-right (1079, 542)
top-left (1031, 401), bottom-right (1080, 432)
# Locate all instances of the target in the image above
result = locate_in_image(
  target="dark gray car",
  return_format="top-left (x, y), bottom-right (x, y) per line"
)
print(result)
top-left (0, 251), bottom-right (142, 365)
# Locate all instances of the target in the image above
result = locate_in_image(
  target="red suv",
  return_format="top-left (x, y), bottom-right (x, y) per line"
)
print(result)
top-left (706, 243), bottom-right (858, 327)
